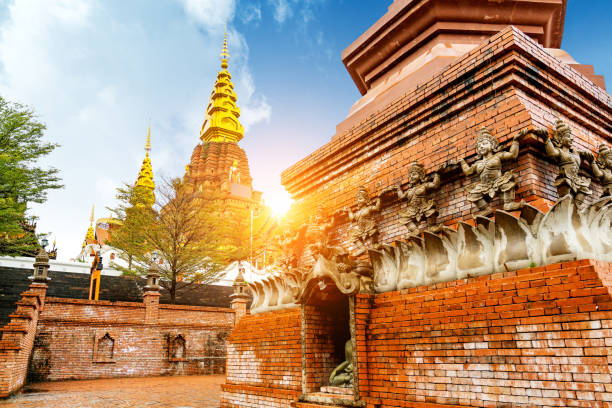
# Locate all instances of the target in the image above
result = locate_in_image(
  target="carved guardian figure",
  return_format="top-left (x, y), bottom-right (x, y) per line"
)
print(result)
top-left (394, 162), bottom-right (441, 237)
top-left (539, 119), bottom-right (592, 208)
top-left (459, 127), bottom-right (524, 217)
top-left (344, 186), bottom-right (381, 257)
top-left (592, 143), bottom-right (612, 198)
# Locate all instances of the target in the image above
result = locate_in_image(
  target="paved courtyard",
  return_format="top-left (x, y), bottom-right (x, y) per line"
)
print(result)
top-left (0, 375), bottom-right (224, 408)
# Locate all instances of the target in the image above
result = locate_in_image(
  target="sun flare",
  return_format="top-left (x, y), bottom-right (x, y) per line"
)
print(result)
top-left (264, 190), bottom-right (293, 217)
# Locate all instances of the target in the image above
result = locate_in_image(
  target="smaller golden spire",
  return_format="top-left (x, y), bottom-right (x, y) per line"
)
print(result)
top-left (83, 205), bottom-right (95, 248)
top-left (135, 126), bottom-right (155, 206)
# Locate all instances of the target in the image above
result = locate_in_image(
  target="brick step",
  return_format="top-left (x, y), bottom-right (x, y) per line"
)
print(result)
top-left (294, 392), bottom-right (365, 408)
top-left (292, 402), bottom-right (348, 408)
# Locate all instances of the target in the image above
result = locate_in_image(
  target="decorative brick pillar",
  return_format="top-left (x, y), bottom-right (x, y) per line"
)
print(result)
top-left (0, 249), bottom-right (50, 398)
top-left (143, 262), bottom-right (161, 324)
top-left (230, 263), bottom-right (249, 323)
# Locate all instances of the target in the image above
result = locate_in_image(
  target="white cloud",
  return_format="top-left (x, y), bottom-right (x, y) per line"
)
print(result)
top-left (269, 0), bottom-right (292, 24)
top-left (178, 0), bottom-right (235, 33)
top-left (241, 3), bottom-right (262, 25)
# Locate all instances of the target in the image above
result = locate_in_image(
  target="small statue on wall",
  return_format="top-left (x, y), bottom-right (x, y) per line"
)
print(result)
top-left (329, 339), bottom-right (353, 387)
top-left (276, 227), bottom-right (301, 269)
top-left (394, 162), bottom-right (442, 237)
top-left (344, 186), bottom-right (382, 257)
top-left (537, 119), bottom-right (592, 208)
top-left (304, 206), bottom-right (341, 259)
top-left (229, 159), bottom-right (241, 184)
top-left (592, 143), bottom-right (612, 198)
top-left (459, 127), bottom-right (524, 217)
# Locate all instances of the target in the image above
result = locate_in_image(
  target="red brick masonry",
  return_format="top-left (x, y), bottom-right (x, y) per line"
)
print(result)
top-left (0, 283), bottom-right (47, 397)
top-left (29, 297), bottom-right (235, 382)
top-left (222, 259), bottom-right (612, 408)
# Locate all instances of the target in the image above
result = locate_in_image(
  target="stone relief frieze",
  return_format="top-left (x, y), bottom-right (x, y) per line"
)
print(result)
top-left (246, 121), bottom-right (611, 313)
top-left (369, 196), bottom-right (612, 293)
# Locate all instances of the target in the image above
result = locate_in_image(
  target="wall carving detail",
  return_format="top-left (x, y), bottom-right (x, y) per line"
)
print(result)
top-left (248, 122), bottom-right (611, 313)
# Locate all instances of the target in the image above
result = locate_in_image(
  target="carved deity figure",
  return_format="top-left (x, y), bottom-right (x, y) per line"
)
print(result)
top-left (592, 143), bottom-right (612, 198)
top-left (228, 159), bottom-right (240, 184)
top-left (538, 119), bottom-right (592, 208)
top-left (304, 207), bottom-right (339, 258)
top-left (344, 186), bottom-right (381, 257)
top-left (394, 162), bottom-right (441, 237)
top-left (276, 227), bottom-right (300, 269)
top-left (459, 127), bottom-right (524, 217)
top-left (329, 339), bottom-right (353, 387)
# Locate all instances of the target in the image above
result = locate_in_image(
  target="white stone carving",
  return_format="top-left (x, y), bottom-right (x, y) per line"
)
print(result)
top-left (369, 196), bottom-right (612, 292)
top-left (246, 196), bottom-right (612, 313)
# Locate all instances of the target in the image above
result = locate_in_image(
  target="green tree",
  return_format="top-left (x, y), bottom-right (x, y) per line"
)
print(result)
top-left (106, 184), bottom-right (154, 274)
top-left (147, 178), bottom-right (235, 303)
top-left (0, 96), bottom-right (62, 256)
top-left (111, 178), bottom-right (234, 303)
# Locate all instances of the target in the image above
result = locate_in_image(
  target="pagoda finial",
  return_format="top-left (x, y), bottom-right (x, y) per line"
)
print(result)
top-left (90, 204), bottom-right (94, 224)
top-left (221, 31), bottom-right (229, 69)
top-left (145, 124), bottom-right (151, 157)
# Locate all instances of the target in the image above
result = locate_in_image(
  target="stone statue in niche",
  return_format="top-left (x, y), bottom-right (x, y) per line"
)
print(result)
top-left (329, 339), bottom-right (353, 387)
top-left (537, 119), bottom-right (592, 208)
top-left (393, 162), bottom-right (442, 237)
top-left (343, 186), bottom-right (382, 257)
top-left (459, 127), bottom-right (525, 217)
top-left (592, 143), bottom-right (612, 198)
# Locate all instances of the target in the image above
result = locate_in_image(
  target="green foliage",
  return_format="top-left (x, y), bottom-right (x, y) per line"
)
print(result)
top-left (0, 95), bottom-right (62, 255)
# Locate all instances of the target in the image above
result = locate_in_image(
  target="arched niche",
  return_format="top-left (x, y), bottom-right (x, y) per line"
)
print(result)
top-left (300, 277), bottom-right (352, 395)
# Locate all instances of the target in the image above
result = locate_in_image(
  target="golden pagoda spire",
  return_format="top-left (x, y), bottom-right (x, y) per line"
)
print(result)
top-left (200, 32), bottom-right (244, 144)
top-left (83, 205), bottom-right (95, 248)
top-left (135, 125), bottom-right (155, 206)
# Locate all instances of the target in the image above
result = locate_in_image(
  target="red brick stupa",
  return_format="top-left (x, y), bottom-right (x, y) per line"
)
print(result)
top-left (222, 1), bottom-right (612, 407)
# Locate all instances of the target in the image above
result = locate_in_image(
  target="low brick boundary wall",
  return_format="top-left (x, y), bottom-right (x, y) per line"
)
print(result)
top-left (28, 297), bottom-right (235, 382)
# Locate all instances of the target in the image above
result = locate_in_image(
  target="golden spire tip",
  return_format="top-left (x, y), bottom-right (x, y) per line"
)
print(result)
top-left (90, 205), bottom-right (94, 224)
top-left (145, 124), bottom-right (151, 156)
top-left (220, 31), bottom-right (229, 68)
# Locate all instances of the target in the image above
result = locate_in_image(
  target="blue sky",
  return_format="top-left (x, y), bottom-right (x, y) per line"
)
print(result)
top-left (0, 0), bottom-right (609, 260)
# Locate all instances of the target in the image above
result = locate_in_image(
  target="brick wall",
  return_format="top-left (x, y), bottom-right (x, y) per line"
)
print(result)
top-left (359, 259), bottom-right (612, 407)
top-left (223, 260), bottom-right (612, 408)
top-left (28, 297), bottom-right (235, 382)
top-left (221, 307), bottom-right (302, 407)
top-left (0, 283), bottom-right (47, 397)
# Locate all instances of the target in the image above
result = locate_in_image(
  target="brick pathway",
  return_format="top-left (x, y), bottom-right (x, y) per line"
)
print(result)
top-left (0, 375), bottom-right (224, 408)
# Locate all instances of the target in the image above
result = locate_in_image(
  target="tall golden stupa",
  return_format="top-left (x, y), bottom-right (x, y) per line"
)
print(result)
top-left (184, 34), bottom-right (261, 207)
